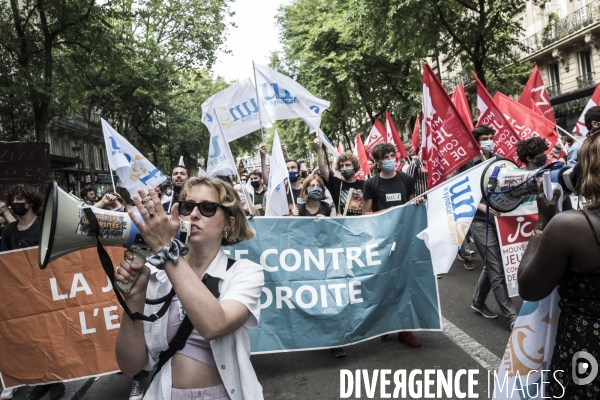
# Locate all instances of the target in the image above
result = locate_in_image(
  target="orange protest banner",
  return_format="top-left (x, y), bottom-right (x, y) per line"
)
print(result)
top-left (0, 247), bottom-right (124, 388)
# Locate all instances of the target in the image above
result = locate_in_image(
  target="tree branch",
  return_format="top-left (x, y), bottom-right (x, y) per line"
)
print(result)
top-left (435, 3), bottom-right (474, 59)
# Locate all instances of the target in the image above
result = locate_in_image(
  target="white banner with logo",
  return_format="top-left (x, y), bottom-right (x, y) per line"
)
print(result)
top-left (417, 159), bottom-right (493, 276)
top-left (494, 205), bottom-right (538, 297)
top-left (201, 78), bottom-right (262, 142)
top-left (254, 63), bottom-right (330, 132)
top-left (101, 119), bottom-right (167, 198)
top-left (493, 290), bottom-right (560, 399)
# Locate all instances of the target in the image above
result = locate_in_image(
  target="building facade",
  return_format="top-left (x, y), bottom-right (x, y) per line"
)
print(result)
top-left (437, 0), bottom-right (600, 132)
top-left (46, 114), bottom-right (115, 195)
top-left (518, 0), bottom-right (600, 130)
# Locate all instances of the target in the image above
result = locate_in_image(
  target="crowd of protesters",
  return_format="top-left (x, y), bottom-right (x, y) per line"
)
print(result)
top-left (1, 106), bottom-right (599, 400)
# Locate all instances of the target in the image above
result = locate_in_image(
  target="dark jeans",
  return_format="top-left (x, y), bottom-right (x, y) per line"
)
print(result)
top-left (470, 220), bottom-right (517, 323)
top-left (459, 237), bottom-right (472, 261)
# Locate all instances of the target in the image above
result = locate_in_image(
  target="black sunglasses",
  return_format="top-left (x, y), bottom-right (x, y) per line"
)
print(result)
top-left (178, 201), bottom-right (228, 217)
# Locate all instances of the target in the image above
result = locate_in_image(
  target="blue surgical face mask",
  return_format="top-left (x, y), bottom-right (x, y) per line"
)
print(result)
top-left (307, 186), bottom-right (323, 200)
top-left (289, 171), bottom-right (299, 182)
top-left (480, 140), bottom-right (494, 153)
top-left (381, 160), bottom-right (396, 173)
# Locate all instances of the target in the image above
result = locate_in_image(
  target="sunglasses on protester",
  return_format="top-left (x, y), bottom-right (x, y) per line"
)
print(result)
top-left (178, 201), bottom-right (228, 217)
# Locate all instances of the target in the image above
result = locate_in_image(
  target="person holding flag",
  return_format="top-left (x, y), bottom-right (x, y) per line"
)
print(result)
top-left (314, 137), bottom-right (365, 217)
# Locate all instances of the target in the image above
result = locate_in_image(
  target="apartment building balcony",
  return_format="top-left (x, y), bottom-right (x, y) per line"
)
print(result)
top-left (577, 71), bottom-right (596, 88)
top-left (547, 83), bottom-right (562, 98)
top-left (518, 0), bottom-right (600, 60)
top-left (442, 75), bottom-right (473, 93)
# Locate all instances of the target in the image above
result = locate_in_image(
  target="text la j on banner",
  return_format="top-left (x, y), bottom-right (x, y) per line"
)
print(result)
top-left (0, 247), bottom-right (124, 388)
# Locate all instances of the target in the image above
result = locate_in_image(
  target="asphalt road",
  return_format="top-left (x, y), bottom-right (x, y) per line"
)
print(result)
top-left (73, 247), bottom-right (523, 400)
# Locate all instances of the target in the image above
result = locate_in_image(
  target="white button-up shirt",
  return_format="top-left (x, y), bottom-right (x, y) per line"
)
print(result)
top-left (141, 250), bottom-right (264, 400)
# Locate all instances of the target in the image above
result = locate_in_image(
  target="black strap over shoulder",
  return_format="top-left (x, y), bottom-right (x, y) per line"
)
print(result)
top-left (370, 174), bottom-right (381, 212)
top-left (580, 210), bottom-right (600, 250)
top-left (151, 257), bottom-right (236, 381)
top-left (83, 208), bottom-right (171, 322)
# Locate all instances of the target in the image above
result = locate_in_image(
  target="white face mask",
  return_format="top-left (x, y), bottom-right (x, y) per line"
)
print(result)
top-left (480, 140), bottom-right (494, 153)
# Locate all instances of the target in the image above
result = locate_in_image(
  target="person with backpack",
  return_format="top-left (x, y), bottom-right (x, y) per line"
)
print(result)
top-left (361, 142), bottom-right (422, 348)
top-left (0, 184), bottom-right (66, 400)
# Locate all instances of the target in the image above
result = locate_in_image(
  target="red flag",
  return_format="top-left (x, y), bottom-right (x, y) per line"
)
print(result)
top-left (472, 71), bottom-right (520, 164)
top-left (451, 85), bottom-right (474, 132)
top-left (495, 92), bottom-right (558, 146)
top-left (529, 99), bottom-right (545, 118)
top-left (354, 134), bottom-right (370, 180)
top-left (385, 111), bottom-right (409, 162)
top-left (337, 143), bottom-right (344, 154)
top-left (422, 64), bottom-right (480, 188)
top-left (519, 63), bottom-right (556, 123)
top-left (364, 120), bottom-right (386, 159)
top-left (411, 115), bottom-right (421, 154)
top-left (497, 93), bottom-right (559, 166)
top-left (574, 83), bottom-right (600, 135)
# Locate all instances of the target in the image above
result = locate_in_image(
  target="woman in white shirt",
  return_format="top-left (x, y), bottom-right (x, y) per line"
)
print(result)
top-left (115, 177), bottom-right (264, 400)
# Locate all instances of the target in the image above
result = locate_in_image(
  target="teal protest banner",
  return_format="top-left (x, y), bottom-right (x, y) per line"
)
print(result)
top-left (227, 203), bottom-right (441, 353)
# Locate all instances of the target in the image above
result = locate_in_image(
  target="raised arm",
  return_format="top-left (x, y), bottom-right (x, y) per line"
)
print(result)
top-left (313, 137), bottom-right (330, 183)
top-left (259, 144), bottom-right (269, 187)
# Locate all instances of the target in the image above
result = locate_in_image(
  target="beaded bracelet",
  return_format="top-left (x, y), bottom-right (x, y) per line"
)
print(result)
top-left (146, 239), bottom-right (189, 270)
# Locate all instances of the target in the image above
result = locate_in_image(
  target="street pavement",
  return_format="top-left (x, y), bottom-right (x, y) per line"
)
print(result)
top-left (7, 247), bottom-right (523, 400)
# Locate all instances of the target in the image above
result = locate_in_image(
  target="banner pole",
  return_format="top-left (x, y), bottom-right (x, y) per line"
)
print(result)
top-left (252, 60), bottom-right (267, 144)
top-left (406, 157), bottom-right (497, 205)
top-left (214, 108), bottom-right (252, 212)
top-left (556, 125), bottom-right (584, 144)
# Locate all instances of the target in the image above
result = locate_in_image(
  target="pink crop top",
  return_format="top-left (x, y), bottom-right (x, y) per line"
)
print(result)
top-left (166, 296), bottom-right (216, 367)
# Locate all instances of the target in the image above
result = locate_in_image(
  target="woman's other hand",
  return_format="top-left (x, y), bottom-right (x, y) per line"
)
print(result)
top-left (115, 250), bottom-right (151, 300)
top-left (536, 184), bottom-right (562, 228)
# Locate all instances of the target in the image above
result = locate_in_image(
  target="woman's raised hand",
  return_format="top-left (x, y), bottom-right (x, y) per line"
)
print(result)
top-left (129, 188), bottom-right (180, 254)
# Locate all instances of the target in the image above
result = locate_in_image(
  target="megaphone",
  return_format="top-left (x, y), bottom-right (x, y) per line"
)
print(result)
top-left (481, 159), bottom-right (566, 213)
top-left (39, 181), bottom-right (190, 292)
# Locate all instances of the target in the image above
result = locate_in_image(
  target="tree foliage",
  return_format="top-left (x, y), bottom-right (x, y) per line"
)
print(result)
top-left (273, 0), bottom-right (534, 158)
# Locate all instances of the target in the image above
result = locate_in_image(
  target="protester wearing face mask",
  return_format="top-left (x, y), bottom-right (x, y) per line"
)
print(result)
top-left (285, 159), bottom-right (303, 214)
top-left (292, 176), bottom-right (336, 218)
top-left (515, 138), bottom-right (550, 209)
top-left (248, 170), bottom-right (267, 216)
top-left (0, 185), bottom-right (67, 399)
top-left (462, 125), bottom-right (517, 329)
top-left (314, 137), bottom-right (365, 216)
top-left (517, 137), bottom-right (550, 171)
top-left (362, 142), bottom-right (418, 215)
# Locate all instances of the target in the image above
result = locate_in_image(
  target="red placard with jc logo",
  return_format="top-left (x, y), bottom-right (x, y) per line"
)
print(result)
top-left (495, 205), bottom-right (539, 297)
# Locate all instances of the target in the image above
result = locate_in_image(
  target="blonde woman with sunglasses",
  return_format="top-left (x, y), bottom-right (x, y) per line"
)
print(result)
top-left (115, 177), bottom-right (264, 400)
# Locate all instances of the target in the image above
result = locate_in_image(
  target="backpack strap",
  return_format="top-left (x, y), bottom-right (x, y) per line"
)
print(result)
top-left (369, 174), bottom-right (381, 212)
top-left (580, 211), bottom-right (600, 251)
top-left (151, 258), bottom-right (236, 381)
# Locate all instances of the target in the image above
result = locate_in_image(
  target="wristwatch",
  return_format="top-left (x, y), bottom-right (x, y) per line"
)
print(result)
top-left (531, 229), bottom-right (543, 238)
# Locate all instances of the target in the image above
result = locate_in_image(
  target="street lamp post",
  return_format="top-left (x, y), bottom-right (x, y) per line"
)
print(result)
top-left (72, 144), bottom-right (82, 195)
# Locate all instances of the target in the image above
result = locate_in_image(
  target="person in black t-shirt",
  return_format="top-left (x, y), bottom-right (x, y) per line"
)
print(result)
top-left (314, 137), bottom-right (364, 216)
top-left (362, 143), bottom-right (419, 214)
top-left (0, 184), bottom-right (67, 400)
top-left (0, 184), bottom-right (43, 252)
top-left (361, 142), bottom-right (423, 348)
